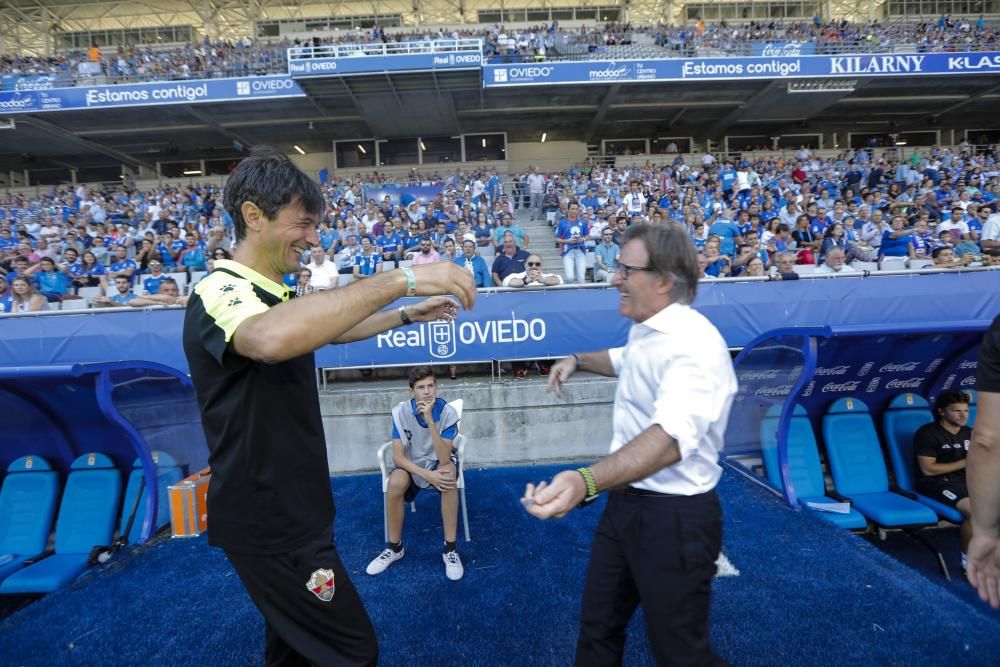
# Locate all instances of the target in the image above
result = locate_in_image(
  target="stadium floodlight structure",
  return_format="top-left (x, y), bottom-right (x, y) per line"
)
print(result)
top-left (788, 80), bottom-right (858, 94)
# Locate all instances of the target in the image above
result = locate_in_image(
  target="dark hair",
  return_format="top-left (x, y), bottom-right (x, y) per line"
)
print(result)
top-left (931, 247), bottom-right (950, 259)
top-left (223, 146), bottom-right (324, 243)
top-left (620, 223), bottom-right (699, 305)
top-left (408, 365), bottom-right (435, 388)
top-left (935, 391), bottom-right (969, 414)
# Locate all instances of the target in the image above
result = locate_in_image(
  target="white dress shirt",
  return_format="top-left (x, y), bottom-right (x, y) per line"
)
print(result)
top-left (607, 303), bottom-right (737, 495)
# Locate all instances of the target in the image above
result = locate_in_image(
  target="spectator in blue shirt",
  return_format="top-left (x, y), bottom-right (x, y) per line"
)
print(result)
top-left (24, 256), bottom-right (71, 302)
top-left (593, 229), bottom-right (620, 282)
top-left (104, 244), bottom-right (137, 288)
top-left (178, 233), bottom-right (208, 271)
top-left (880, 214), bottom-right (917, 260)
top-left (353, 236), bottom-right (382, 279)
top-left (91, 276), bottom-right (136, 307)
top-left (0, 275), bottom-right (12, 312)
top-left (453, 240), bottom-right (491, 288)
top-left (142, 259), bottom-right (168, 295)
top-left (555, 202), bottom-right (589, 284)
top-left (708, 213), bottom-right (743, 257)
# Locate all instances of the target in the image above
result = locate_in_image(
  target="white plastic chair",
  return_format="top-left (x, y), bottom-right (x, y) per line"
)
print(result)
top-left (377, 398), bottom-right (470, 542)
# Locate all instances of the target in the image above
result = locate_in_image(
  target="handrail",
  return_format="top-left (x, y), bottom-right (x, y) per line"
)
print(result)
top-left (287, 39), bottom-right (484, 60)
top-left (2, 265), bottom-right (995, 319)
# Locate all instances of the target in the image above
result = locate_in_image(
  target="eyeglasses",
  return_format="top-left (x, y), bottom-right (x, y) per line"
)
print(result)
top-left (614, 263), bottom-right (652, 279)
top-left (526, 262), bottom-right (542, 268)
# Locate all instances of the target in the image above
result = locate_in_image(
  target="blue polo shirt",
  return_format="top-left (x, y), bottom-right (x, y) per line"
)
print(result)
top-left (880, 231), bottom-right (914, 257)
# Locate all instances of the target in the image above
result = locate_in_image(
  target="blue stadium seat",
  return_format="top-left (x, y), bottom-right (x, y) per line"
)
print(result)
top-left (759, 404), bottom-right (866, 529)
top-left (0, 456), bottom-right (60, 585)
top-left (1, 453), bottom-right (122, 594)
top-left (882, 393), bottom-right (963, 523)
top-left (120, 452), bottom-right (183, 544)
top-left (822, 398), bottom-right (938, 527)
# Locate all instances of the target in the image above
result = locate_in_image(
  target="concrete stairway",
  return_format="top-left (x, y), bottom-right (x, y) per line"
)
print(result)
top-left (512, 204), bottom-right (565, 279)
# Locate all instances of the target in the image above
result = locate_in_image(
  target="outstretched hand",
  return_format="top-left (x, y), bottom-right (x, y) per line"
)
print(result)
top-left (406, 296), bottom-right (460, 323)
top-left (520, 470), bottom-right (587, 519)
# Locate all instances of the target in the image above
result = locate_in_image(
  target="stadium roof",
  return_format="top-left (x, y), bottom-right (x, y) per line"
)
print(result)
top-left (1, 69), bottom-right (999, 175)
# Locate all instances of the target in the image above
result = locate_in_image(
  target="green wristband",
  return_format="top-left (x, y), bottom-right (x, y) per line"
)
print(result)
top-left (401, 266), bottom-right (416, 296)
top-left (576, 466), bottom-right (598, 498)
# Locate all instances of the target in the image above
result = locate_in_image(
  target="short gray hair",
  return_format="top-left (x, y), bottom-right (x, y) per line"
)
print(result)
top-left (621, 223), bottom-right (698, 305)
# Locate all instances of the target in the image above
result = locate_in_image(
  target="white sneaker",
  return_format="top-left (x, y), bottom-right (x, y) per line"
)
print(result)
top-left (443, 550), bottom-right (464, 581)
top-left (366, 547), bottom-right (404, 575)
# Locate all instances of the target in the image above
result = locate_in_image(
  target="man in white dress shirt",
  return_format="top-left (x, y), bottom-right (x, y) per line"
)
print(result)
top-left (522, 223), bottom-right (737, 666)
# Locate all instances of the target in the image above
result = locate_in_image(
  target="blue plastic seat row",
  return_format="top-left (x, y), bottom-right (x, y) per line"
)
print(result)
top-left (761, 394), bottom-right (970, 529)
top-left (0, 451), bottom-right (182, 595)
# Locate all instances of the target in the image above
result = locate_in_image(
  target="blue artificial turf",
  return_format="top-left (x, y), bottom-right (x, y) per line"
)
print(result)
top-left (0, 464), bottom-right (997, 666)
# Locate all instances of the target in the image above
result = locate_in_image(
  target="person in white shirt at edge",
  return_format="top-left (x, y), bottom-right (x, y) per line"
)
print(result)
top-left (502, 254), bottom-right (562, 287)
top-left (814, 248), bottom-right (858, 275)
top-left (521, 223), bottom-right (737, 666)
top-left (305, 246), bottom-right (340, 290)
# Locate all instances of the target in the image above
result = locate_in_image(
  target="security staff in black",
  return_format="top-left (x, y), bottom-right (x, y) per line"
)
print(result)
top-left (914, 390), bottom-right (974, 566)
top-left (183, 146), bottom-right (475, 667)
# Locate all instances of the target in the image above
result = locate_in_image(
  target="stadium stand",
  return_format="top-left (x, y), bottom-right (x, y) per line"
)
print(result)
top-left (2, 136), bottom-right (999, 310)
top-left (4, 19), bottom-right (1000, 87)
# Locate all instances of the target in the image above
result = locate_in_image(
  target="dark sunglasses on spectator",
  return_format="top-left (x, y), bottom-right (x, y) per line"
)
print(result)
top-left (526, 262), bottom-right (542, 267)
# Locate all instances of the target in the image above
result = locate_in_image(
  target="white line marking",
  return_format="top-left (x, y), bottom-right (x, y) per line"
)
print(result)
top-left (715, 553), bottom-right (740, 577)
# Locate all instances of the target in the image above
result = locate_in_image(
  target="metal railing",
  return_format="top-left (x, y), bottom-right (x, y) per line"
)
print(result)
top-left (288, 38), bottom-right (484, 61)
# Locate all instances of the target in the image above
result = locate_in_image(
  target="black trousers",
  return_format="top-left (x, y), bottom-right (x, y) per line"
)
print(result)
top-left (226, 530), bottom-right (378, 667)
top-left (575, 489), bottom-right (725, 667)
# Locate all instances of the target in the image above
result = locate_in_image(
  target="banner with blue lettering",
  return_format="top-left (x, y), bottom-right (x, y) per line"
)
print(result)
top-left (1, 74), bottom-right (58, 92)
top-left (0, 272), bottom-right (997, 372)
top-left (362, 185), bottom-right (443, 207)
top-left (483, 50), bottom-right (1000, 87)
top-left (0, 75), bottom-right (305, 115)
top-left (751, 42), bottom-right (816, 57)
top-left (289, 51), bottom-right (482, 77)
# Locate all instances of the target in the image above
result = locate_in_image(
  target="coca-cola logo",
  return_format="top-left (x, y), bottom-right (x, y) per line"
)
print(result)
top-left (760, 43), bottom-right (806, 57)
top-left (802, 381), bottom-right (816, 397)
top-left (754, 385), bottom-right (792, 398)
top-left (960, 376), bottom-right (977, 387)
top-left (815, 365), bottom-right (851, 376)
top-left (858, 362), bottom-right (874, 377)
top-left (942, 374), bottom-right (957, 390)
top-left (822, 381), bottom-right (861, 393)
top-left (866, 377), bottom-right (881, 393)
top-left (924, 358), bottom-right (943, 373)
top-left (879, 362), bottom-right (921, 373)
top-left (885, 378), bottom-right (923, 390)
top-left (958, 360), bottom-right (978, 370)
top-left (740, 369), bottom-right (780, 381)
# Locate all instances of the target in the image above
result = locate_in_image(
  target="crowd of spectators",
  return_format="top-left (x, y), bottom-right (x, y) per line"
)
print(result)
top-left (651, 15), bottom-right (1000, 54)
top-left (3, 142), bottom-right (999, 313)
top-left (4, 16), bottom-right (1000, 86)
top-left (509, 142), bottom-right (1000, 283)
